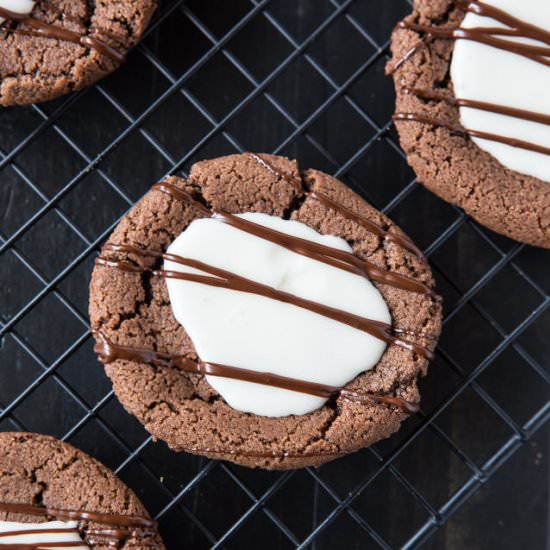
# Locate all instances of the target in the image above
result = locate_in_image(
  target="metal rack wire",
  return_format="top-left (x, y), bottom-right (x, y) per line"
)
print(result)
top-left (0, 0), bottom-right (548, 548)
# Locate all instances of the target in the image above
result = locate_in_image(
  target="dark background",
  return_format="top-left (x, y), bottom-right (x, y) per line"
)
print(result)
top-left (0, 0), bottom-right (548, 548)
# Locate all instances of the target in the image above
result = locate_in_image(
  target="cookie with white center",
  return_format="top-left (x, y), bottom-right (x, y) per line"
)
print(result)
top-left (0, 0), bottom-right (156, 106)
top-left (89, 153), bottom-right (442, 470)
top-left (0, 432), bottom-right (164, 549)
top-left (388, 0), bottom-right (550, 248)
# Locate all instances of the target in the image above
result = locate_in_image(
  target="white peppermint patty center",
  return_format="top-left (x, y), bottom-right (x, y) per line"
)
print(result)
top-left (450, 0), bottom-right (550, 182)
top-left (165, 213), bottom-right (391, 417)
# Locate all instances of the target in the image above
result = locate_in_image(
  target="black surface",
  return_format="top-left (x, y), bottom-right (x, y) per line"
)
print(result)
top-left (0, 1), bottom-right (549, 548)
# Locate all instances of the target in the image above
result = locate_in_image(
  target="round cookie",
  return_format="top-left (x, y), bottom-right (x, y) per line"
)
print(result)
top-left (89, 153), bottom-right (442, 470)
top-left (0, 432), bottom-right (164, 549)
top-left (0, 0), bottom-right (156, 106)
top-left (388, 0), bottom-right (550, 248)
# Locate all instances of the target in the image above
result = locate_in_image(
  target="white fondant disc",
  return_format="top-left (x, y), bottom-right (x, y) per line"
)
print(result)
top-left (450, 0), bottom-right (550, 182)
top-left (165, 213), bottom-right (391, 417)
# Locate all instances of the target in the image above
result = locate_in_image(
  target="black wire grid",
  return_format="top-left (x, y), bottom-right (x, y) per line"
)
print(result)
top-left (0, 0), bottom-right (548, 548)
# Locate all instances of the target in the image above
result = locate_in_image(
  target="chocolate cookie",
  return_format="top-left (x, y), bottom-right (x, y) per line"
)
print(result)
top-left (0, 432), bottom-right (164, 549)
top-left (0, 0), bottom-right (156, 106)
top-left (388, 0), bottom-right (550, 248)
top-left (89, 153), bottom-right (442, 470)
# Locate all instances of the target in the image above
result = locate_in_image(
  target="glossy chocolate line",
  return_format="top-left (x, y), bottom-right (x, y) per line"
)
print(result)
top-left (152, 183), bottom-right (437, 298)
top-left (0, 503), bottom-right (155, 531)
top-left (102, 244), bottom-right (436, 344)
top-left (245, 153), bottom-right (426, 259)
top-left (0, 530), bottom-right (77, 539)
top-left (152, 183), bottom-right (211, 216)
top-left (397, 21), bottom-right (550, 67)
top-left (213, 212), bottom-right (435, 296)
top-left (0, 527), bottom-right (88, 548)
top-left (404, 87), bottom-right (550, 126)
top-left (96, 251), bottom-right (433, 359)
top-left (0, 7), bottom-right (124, 62)
top-left (455, 0), bottom-right (550, 46)
top-left (307, 189), bottom-right (425, 258)
top-left (94, 331), bottom-right (420, 414)
top-left (393, 112), bottom-right (550, 157)
top-left (392, 0), bottom-right (550, 73)
top-left (0, 521), bottom-right (155, 548)
top-left (41, 0), bottom-right (127, 46)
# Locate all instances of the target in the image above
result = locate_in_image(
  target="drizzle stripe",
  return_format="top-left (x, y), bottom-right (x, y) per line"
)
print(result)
top-left (403, 87), bottom-right (550, 126)
top-left (397, 21), bottom-right (550, 67)
top-left (0, 529), bottom-right (78, 538)
top-left (94, 331), bottom-right (420, 414)
top-left (0, 503), bottom-right (155, 529)
top-left (212, 212), bottom-right (435, 296)
top-left (393, 113), bottom-right (550, 156)
top-left (96, 251), bottom-right (433, 359)
top-left (307, 190), bottom-right (424, 258)
top-left (391, 0), bottom-right (550, 73)
top-left (0, 7), bottom-right (124, 62)
top-left (456, 0), bottom-right (550, 46)
top-left (152, 182), bottom-right (438, 297)
top-left (245, 152), bottom-right (425, 258)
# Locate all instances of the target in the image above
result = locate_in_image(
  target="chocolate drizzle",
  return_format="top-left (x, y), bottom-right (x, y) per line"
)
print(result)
top-left (96, 244), bottom-right (434, 360)
top-left (0, 529), bottom-right (79, 538)
top-left (0, 6), bottom-right (125, 62)
top-left (94, 331), bottom-right (420, 415)
top-left (152, 181), bottom-right (438, 298)
top-left (245, 152), bottom-right (426, 258)
top-left (0, 501), bottom-right (157, 548)
top-left (396, 0), bottom-right (550, 68)
top-left (403, 87), bottom-right (550, 126)
top-left (397, 19), bottom-right (550, 68)
top-left (457, 0), bottom-right (550, 51)
top-left (0, 525), bottom-right (87, 549)
top-left (215, 211), bottom-right (435, 296)
top-left (393, 112), bottom-right (550, 157)
top-left (391, 1), bottom-right (550, 156)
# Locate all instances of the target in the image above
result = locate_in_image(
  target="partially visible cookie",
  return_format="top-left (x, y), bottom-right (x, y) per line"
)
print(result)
top-left (388, 0), bottom-right (550, 248)
top-left (0, 0), bottom-right (156, 106)
top-left (0, 432), bottom-right (165, 549)
top-left (89, 153), bottom-right (442, 470)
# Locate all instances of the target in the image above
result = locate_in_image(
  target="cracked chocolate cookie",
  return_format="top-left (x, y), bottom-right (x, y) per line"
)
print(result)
top-left (89, 153), bottom-right (442, 470)
top-left (0, 0), bottom-right (156, 106)
top-left (388, 0), bottom-right (550, 248)
top-left (0, 432), bottom-right (164, 549)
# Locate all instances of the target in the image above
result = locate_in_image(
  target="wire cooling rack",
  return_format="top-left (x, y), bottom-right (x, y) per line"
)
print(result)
top-left (0, 0), bottom-right (548, 548)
